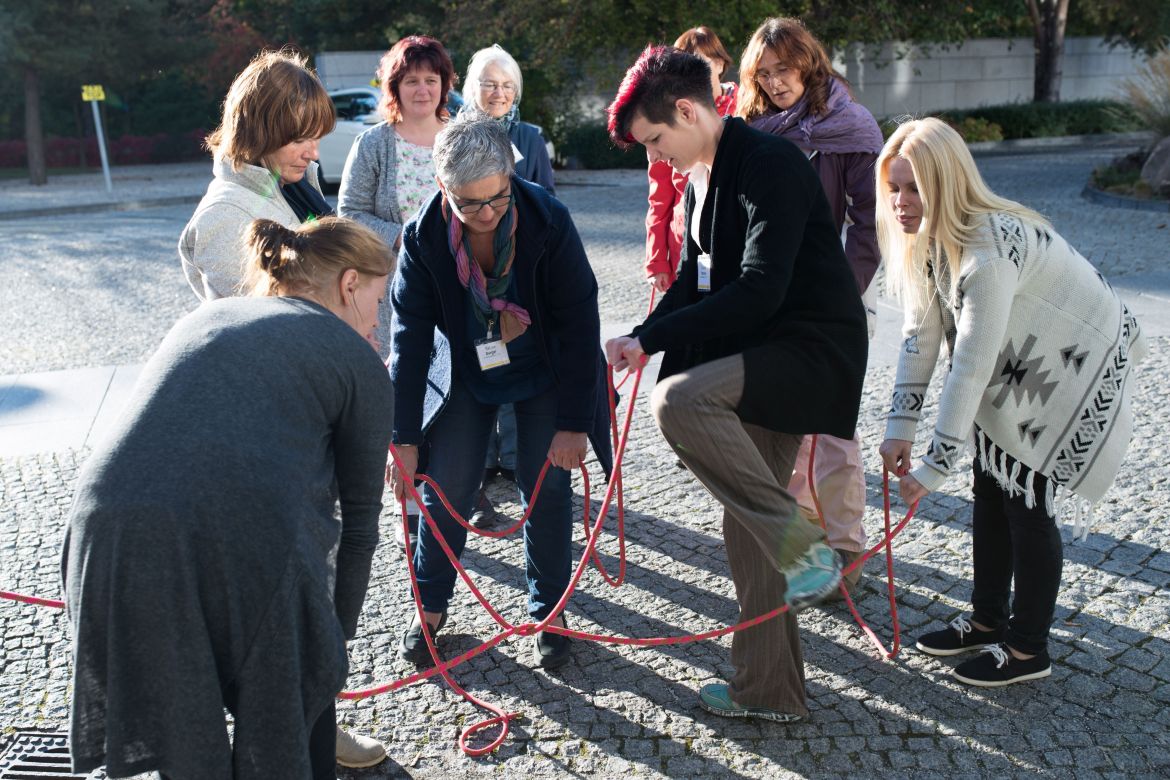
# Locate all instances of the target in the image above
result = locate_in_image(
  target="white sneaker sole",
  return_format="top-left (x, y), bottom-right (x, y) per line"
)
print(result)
top-left (952, 665), bottom-right (1052, 687)
top-left (915, 640), bottom-right (997, 657)
top-left (698, 697), bottom-right (804, 723)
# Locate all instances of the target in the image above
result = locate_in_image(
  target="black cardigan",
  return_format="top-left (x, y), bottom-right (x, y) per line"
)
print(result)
top-left (634, 117), bottom-right (868, 439)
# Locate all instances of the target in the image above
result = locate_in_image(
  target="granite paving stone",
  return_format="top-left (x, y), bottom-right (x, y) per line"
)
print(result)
top-left (2, 148), bottom-right (1169, 777)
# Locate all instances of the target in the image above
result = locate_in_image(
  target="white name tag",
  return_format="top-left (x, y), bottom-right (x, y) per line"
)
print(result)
top-left (697, 252), bottom-right (712, 292)
top-left (512, 143), bottom-right (525, 163)
top-left (475, 337), bottom-right (510, 370)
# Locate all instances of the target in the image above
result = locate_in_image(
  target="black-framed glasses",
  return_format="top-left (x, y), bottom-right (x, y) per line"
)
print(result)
top-left (449, 191), bottom-right (513, 214)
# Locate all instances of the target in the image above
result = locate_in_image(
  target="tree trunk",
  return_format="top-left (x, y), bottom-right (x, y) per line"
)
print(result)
top-left (1028, 0), bottom-right (1070, 103)
top-left (24, 66), bottom-right (47, 185)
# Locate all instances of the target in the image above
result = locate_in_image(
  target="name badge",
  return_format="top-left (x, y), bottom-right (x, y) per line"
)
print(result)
top-left (697, 252), bottom-right (712, 292)
top-left (475, 337), bottom-right (510, 370)
top-left (512, 142), bottom-right (525, 163)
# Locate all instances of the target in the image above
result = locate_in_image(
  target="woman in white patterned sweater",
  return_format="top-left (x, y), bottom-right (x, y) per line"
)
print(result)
top-left (876, 118), bottom-right (1145, 688)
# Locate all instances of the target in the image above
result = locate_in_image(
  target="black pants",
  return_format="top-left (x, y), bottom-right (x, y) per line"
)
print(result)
top-left (970, 454), bottom-right (1063, 656)
top-left (309, 701), bottom-right (336, 779)
top-left (160, 702), bottom-right (333, 780)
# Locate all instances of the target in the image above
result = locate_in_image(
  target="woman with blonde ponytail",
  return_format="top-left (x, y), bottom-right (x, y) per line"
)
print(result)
top-left (877, 118), bottom-right (1146, 688)
top-left (62, 217), bottom-right (395, 778)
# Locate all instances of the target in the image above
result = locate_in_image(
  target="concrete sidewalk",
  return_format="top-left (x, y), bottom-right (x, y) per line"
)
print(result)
top-left (5, 283), bottom-right (1165, 460)
top-left (0, 162), bottom-right (212, 220)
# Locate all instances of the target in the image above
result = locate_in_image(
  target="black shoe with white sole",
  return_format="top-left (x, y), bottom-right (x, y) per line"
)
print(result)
top-left (952, 643), bottom-right (1052, 687)
top-left (916, 615), bottom-right (1003, 657)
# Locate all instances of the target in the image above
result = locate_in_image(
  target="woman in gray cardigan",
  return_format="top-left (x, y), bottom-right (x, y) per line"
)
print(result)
top-left (63, 217), bottom-right (394, 779)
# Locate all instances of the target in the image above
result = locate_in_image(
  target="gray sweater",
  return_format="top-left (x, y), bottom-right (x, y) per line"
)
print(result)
top-left (61, 296), bottom-right (393, 778)
top-left (179, 158), bottom-right (325, 300)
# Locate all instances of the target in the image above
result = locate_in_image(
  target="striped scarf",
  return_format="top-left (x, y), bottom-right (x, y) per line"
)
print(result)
top-left (443, 198), bottom-right (530, 334)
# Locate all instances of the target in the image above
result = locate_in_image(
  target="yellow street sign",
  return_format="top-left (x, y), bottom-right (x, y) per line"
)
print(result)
top-left (81, 84), bottom-right (105, 102)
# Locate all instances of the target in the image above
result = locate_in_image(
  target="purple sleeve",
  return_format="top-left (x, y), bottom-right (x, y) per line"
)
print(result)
top-left (841, 151), bottom-right (881, 294)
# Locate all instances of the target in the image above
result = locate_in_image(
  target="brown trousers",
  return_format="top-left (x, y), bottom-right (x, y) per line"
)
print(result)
top-left (651, 353), bottom-right (821, 714)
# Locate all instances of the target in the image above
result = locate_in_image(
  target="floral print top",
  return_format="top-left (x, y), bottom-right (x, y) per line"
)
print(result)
top-left (395, 132), bottom-right (437, 224)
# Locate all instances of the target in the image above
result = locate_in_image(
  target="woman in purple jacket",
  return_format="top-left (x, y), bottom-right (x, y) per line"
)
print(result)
top-left (738, 17), bottom-right (884, 594)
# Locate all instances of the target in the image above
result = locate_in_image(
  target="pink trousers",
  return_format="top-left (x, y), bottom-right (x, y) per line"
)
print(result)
top-left (787, 432), bottom-right (867, 553)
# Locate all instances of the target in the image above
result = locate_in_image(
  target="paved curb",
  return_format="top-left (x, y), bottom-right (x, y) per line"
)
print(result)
top-left (968, 131), bottom-right (1155, 156)
top-left (0, 194), bottom-right (203, 221)
top-left (1081, 184), bottom-right (1170, 213)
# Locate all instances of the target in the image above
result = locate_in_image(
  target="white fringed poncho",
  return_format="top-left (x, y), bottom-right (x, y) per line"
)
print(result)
top-left (886, 213), bottom-right (1146, 534)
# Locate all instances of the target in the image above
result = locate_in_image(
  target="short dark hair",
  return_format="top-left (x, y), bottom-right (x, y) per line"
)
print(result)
top-left (378, 35), bottom-right (457, 124)
top-left (606, 45), bottom-right (715, 149)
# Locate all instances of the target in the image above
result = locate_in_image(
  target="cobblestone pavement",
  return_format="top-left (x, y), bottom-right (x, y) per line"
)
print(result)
top-left (2, 148), bottom-right (1169, 778)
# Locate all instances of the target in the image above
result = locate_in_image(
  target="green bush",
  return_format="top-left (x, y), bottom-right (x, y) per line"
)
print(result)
top-left (941, 100), bottom-right (1142, 139)
top-left (560, 123), bottom-right (646, 170)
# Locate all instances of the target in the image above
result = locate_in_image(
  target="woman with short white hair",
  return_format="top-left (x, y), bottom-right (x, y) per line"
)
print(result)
top-left (462, 44), bottom-right (555, 193)
top-left (461, 44), bottom-right (557, 527)
top-left (388, 112), bottom-right (609, 671)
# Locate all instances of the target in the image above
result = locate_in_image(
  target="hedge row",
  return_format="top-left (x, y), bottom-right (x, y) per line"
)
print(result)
top-left (559, 99), bottom-right (1145, 168)
top-left (0, 130), bottom-right (207, 169)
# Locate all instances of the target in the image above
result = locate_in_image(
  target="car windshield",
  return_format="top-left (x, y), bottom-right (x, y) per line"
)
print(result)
top-left (332, 93), bottom-right (378, 121)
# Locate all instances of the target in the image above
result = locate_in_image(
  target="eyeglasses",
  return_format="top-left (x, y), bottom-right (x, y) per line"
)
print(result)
top-left (479, 81), bottom-right (517, 95)
top-left (449, 191), bottom-right (513, 214)
top-left (755, 67), bottom-right (795, 86)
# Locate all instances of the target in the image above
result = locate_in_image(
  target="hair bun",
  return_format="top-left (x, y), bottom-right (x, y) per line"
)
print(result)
top-left (246, 218), bottom-right (297, 278)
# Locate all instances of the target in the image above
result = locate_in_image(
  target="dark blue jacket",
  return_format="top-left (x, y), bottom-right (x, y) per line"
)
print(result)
top-left (390, 175), bottom-right (612, 474)
top-left (510, 121), bottom-right (556, 195)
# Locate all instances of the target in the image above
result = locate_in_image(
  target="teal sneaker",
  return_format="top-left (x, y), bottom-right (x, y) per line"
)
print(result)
top-left (780, 541), bottom-right (842, 611)
top-left (698, 682), bottom-right (803, 723)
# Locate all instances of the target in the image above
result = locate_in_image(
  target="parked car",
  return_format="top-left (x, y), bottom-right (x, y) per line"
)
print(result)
top-left (318, 86), bottom-right (552, 191)
top-left (317, 86), bottom-right (381, 191)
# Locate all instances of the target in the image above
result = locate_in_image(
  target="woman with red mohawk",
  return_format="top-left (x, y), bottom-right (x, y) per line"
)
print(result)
top-left (604, 45), bottom-right (868, 723)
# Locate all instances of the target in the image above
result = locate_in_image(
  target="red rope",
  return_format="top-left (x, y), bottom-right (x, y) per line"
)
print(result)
top-left (805, 436), bottom-right (908, 658)
top-left (0, 322), bottom-right (921, 757)
top-left (0, 590), bottom-right (64, 609)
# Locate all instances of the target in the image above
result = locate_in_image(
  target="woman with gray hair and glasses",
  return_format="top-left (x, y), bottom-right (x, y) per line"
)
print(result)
top-left (463, 44), bottom-right (555, 194)
top-left (388, 111), bottom-right (610, 671)
top-left (460, 44), bottom-right (556, 529)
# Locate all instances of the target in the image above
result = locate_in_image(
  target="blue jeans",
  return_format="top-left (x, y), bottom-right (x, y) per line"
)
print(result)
top-left (414, 379), bottom-right (573, 619)
top-left (483, 403), bottom-right (518, 471)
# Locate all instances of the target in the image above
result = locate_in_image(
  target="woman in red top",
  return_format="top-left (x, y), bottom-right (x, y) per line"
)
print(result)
top-left (644, 27), bottom-right (739, 293)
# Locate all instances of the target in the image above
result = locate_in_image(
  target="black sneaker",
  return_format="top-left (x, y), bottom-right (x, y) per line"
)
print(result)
top-left (398, 612), bottom-right (447, 665)
top-left (532, 616), bottom-right (572, 670)
top-left (916, 615), bottom-right (1003, 657)
top-left (953, 643), bottom-right (1052, 687)
top-left (497, 467), bottom-right (516, 484)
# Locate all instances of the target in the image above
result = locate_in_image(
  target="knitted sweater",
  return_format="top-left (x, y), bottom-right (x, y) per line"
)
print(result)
top-left (886, 213), bottom-right (1146, 516)
top-left (178, 158), bottom-right (324, 300)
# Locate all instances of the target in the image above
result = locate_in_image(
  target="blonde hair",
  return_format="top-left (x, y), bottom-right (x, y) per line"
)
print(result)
top-left (206, 50), bottom-right (335, 172)
top-left (877, 117), bottom-right (1048, 306)
top-left (242, 217), bottom-right (393, 299)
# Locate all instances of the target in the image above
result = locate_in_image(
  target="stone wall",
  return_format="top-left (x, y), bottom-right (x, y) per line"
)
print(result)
top-left (836, 36), bottom-right (1147, 118)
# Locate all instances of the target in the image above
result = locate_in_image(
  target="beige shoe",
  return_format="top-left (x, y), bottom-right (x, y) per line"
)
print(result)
top-left (336, 726), bottom-right (387, 768)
